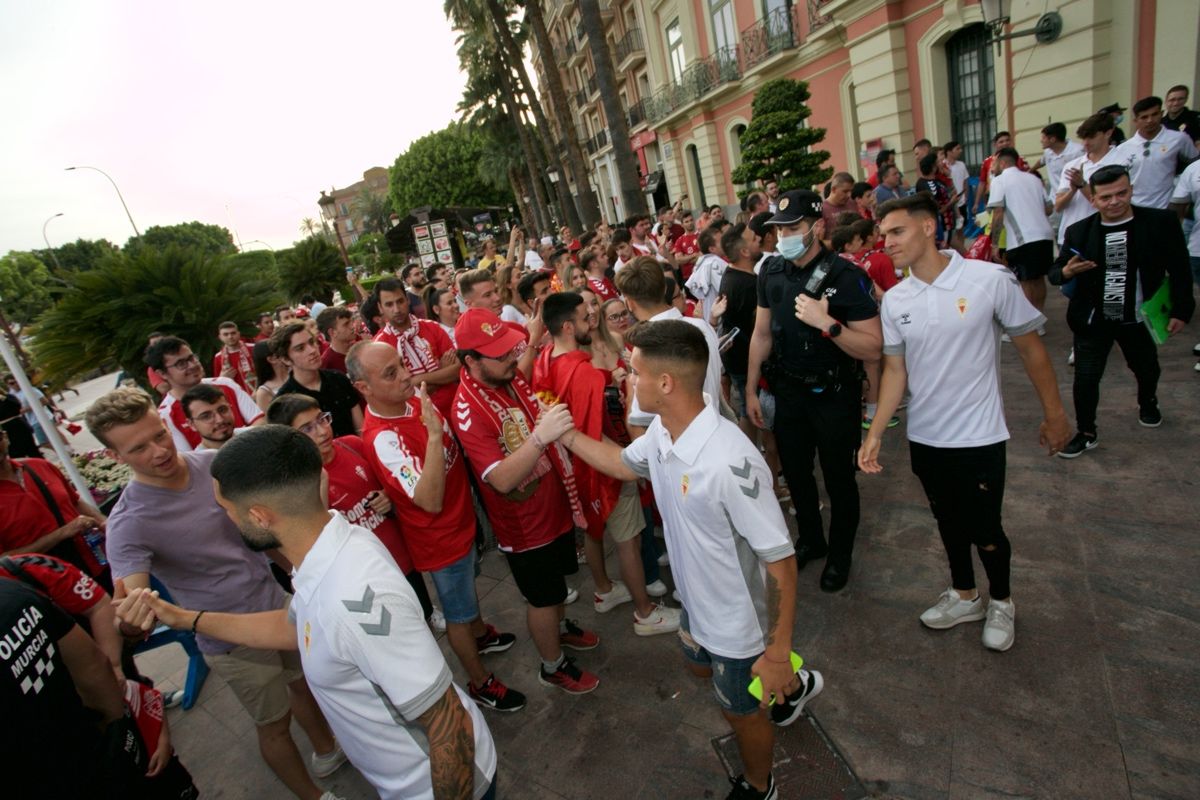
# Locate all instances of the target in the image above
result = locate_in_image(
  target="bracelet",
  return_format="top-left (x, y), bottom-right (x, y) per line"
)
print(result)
top-left (191, 610), bottom-right (207, 635)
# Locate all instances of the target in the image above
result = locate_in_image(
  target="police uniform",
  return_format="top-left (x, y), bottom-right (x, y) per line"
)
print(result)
top-left (758, 190), bottom-right (879, 590)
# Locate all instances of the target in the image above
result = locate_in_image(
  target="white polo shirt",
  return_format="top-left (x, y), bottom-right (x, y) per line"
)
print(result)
top-left (1042, 141), bottom-right (1084, 196)
top-left (290, 513), bottom-right (496, 800)
top-left (1111, 126), bottom-right (1199, 208)
top-left (1170, 159), bottom-right (1200, 257)
top-left (621, 405), bottom-right (794, 659)
top-left (881, 251), bottom-right (1045, 448)
top-left (1055, 149), bottom-right (1117, 244)
top-left (627, 308), bottom-right (724, 427)
top-left (987, 166), bottom-right (1054, 248)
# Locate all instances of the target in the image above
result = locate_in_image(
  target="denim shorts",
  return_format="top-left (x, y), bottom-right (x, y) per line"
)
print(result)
top-left (429, 548), bottom-right (481, 625)
top-left (677, 608), bottom-right (761, 716)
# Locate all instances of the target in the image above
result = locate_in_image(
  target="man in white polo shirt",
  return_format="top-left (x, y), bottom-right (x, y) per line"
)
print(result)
top-left (988, 147), bottom-right (1056, 317)
top-left (861, 194), bottom-right (1071, 653)
top-left (1111, 95), bottom-right (1199, 209)
top-left (540, 320), bottom-right (823, 800)
top-left (120, 425), bottom-right (498, 800)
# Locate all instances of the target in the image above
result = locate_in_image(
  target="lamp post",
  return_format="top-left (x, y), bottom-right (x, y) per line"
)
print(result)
top-left (42, 213), bottom-right (65, 271)
top-left (64, 166), bottom-right (141, 237)
top-left (980, 0), bottom-right (1062, 51)
top-left (318, 190), bottom-right (351, 267)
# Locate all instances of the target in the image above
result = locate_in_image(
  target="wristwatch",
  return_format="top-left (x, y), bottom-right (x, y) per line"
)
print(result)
top-left (827, 322), bottom-right (843, 339)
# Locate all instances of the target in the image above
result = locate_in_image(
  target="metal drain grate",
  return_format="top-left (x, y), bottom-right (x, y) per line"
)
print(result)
top-left (712, 712), bottom-right (867, 799)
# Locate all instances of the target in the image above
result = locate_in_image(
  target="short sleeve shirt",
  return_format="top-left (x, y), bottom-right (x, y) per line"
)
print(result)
top-left (360, 404), bottom-right (475, 571)
top-left (717, 268), bottom-right (759, 377)
top-left (1055, 151), bottom-right (1118, 244)
top-left (0, 553), bottom-right (103, 616)
top-left (324, 436), bottom-right (412, 574)
top-left (278, 370), bottom-right (361, 438)
top-left (620, 407), bottom-right (794, 659)
top-left (987, 167), bottom-right (1054, 247)
top-left (1042, 141), bottom-right (1084, 192)
top-left (1110, 127), bottom-right (1199, 208)
top-left (106, 450), bottom-right (284, 653)
top-left (0, 459), bottom-right (81, 552)
top-left (374, 320), bottom-right (457, 415)
top-left (159, 377), bottom-right (263, 451)
top-left (627, 308), bottom-right (724, 426)
top-left (291, 513), bottom-right (496, 800)
top-left (1170, 159), bottom-right (1200, 257)
top-left (880, 251), bottom-right (1045, 447)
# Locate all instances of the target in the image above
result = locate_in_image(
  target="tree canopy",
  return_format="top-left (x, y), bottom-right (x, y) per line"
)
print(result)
top-left (389, 123), bottom-right (513, 214)
top-left (731, 78), bottom-right (832, 194)
top-left (31, 246), bottom-right (282, 386)
top-left (276, 236), bottom-right (345, 303)
top-left (35, 238), bottom-right (120, 275)
top-left (124, 221), bottom-right (237, 259)
top-left (0, 251), bottom-right (55, 327)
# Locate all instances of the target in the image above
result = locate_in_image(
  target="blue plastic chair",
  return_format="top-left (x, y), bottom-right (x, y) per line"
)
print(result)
top-left (963, 177), bottom-right (986, 238)
top-left (133, 576), bottom-right (209, 710)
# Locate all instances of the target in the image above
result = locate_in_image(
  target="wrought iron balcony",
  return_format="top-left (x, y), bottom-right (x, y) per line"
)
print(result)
top-left (626, 98), bottom-right (646, 129)
top-left (740, 6), bottom-right (798, 72)
top-left (644, 46), bottom-right (742, 124)
top-left (614, 28), bottom-right (645, 70)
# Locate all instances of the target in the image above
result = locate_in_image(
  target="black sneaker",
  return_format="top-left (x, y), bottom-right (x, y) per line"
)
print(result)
top-left (468, 673), bottom-right (526, 712)
top-left (725, 773), bottom-right (777, 800)
top-left (475, 624), bottom-right (517, 655)
top-left (769, 668), bottom-right (824, 727)
top-left (1056, 432), bottom-right (1098, 459)
top-left (1138, 403), bottom-right (1162, 428)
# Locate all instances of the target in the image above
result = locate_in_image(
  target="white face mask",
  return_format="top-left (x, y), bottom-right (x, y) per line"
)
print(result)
top-left (777, 226), bottom-right (814, 260)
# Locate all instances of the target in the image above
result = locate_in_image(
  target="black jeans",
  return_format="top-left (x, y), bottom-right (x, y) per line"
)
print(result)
top-left (772, 380), bottom-right (861, 566)
top-left (1073, 320), bottom-right (1160, 435)
top-left (910, 441), bottom-right (1011, 599)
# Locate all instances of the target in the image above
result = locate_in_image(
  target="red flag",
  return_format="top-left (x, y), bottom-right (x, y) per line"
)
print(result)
top-left (532, 348), bottom-right (621, 539)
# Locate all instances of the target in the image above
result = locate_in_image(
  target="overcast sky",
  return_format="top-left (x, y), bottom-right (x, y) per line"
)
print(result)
top-left (0, 1), bottom-right (469, 255)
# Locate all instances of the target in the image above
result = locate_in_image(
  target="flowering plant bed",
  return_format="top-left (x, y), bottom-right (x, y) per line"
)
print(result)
top-left (72, 449), bottom-right (132, 504)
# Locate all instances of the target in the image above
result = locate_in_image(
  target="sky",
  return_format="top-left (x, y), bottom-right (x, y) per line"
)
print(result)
top-left (0, 1), bottom-right (470, 255)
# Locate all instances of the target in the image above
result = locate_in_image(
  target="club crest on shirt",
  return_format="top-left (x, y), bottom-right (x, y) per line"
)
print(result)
top-left (681, 474), bottom-right (690, 497)
top-left (355, 465), bottom-right (367, 481)
top-left (957, 297), bottom-right (968, 318)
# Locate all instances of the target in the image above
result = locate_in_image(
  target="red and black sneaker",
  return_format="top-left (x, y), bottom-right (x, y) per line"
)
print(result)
top-left (475, 623), bottom-right (517, 655)
top-left (559, 618), bottom-right (599, 651)
top-left (537, 656), bottom-right (599, 695)
top-left (468, 673), bottom-right (526, 712)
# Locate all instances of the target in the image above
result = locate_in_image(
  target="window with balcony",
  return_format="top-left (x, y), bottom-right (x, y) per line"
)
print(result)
top-left (710, 0), bottom-right (736, 55)
top-left (666, 19), bottom-right (685, 84)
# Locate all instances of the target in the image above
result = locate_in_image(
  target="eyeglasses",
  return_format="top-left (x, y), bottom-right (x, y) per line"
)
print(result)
top-left (192, 405), bottom-right (231, 424)
top-left (606, 311), bottom-right (631, 322)
top-left (164, 353), bottom-right (199, 371)
top-left (298, 411), bottom-right (333, 437)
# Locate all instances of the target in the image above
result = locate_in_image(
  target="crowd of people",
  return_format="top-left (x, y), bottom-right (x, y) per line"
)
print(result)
top-left (1, 86), bottom-right (1197, 800)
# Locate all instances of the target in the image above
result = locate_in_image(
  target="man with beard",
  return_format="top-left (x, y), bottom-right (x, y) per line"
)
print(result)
top-left (92, 388), bottom-right (347, 800)
top-left (181, 383), bottom-right (236, 450)
top-left (532, 293), bottom-right (679, 636)
top-left (375, 278), bottom-right (459, 417)
top-left (117, 425), bottom-right (498, 800)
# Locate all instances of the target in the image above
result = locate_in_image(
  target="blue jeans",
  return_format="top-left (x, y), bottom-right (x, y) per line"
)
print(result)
top-left (429, 548), bottom-right (480, 624)
top-left (677, 609), bottom-right (761, 716)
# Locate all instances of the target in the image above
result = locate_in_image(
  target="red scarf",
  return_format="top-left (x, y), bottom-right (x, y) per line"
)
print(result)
top-left (216, 344), bottom-right (256, 391)
top-left (381, 320), bottom-right (440, 375)
top-left (456, 367), bottom-right (584, 527)
top-left (532, 348), bottom-right (619, 538)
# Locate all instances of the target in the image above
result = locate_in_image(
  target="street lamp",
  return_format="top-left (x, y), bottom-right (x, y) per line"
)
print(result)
top-left (547, 166), bottom-right (560, 184)
top-left (64, 165), bottom-right (141, 237)
top-left (980, 0), bottom-right (1062, 49)
top-left (318, 190), bottom-right (351, 267)
top-left (42, 213), bottom-right (65, 270)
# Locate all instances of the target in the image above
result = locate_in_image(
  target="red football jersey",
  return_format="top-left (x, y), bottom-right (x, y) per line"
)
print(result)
top-left (324, 436), bottom-right (413, 574)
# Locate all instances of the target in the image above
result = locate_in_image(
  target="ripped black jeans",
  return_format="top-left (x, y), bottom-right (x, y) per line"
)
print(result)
top-left (909, 441), bottom-right (1011, 600)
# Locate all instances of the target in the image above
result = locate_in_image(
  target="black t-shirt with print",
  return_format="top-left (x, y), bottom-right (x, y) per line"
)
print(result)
top-left (279, 369), bottom-right (361, 437)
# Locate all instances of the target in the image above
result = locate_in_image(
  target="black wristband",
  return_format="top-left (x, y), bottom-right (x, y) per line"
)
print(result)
top-left (191, 610), bottom-right (207, 635)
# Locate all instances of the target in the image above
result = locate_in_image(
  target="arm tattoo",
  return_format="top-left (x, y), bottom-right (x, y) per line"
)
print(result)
top-left (765, 570), bottom-right (781, 647)
top-left (417, 686), bottom-right (476, 800)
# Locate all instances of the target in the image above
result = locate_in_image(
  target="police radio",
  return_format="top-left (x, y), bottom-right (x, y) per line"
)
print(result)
top-left (802, 255), bottom-right (833, 297)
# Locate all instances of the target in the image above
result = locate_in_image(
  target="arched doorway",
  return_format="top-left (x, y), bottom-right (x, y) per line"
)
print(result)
top-left (945, 23), bottom-right (997, 173)
top-left (686, 144), bottom-right (708, 209)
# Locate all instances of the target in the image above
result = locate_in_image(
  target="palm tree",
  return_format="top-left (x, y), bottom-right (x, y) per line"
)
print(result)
top-left (580, 0), bottom-right (646, 218)
top-left (522, 0), bottom-right (602, 228)
top-left (299, 217), bottom-right (320, 237)
top-left (276, 237), bottom-right (345, 301)
top-left (352, 188), bottom-right (394, 236)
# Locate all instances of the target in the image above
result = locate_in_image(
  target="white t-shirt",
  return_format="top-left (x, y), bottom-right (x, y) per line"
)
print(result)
top-left (880, 251), bottom-right (1045, 448)
top-left (1110, 127), bottom-right (1199, 208)
top-left (685, 253), bottom-right (728, 322)
top-left (1042, 141), bottom-right (1085, 196)
top-left (1054, 149), bottom-right (1117, 244)
top-left (499, 304), bottom-right (527, 326)
top-left (627, 308), bottom-right (724, 426)
top-left (987, 166), bottom-right (1054, 248)
top-left (523, 249), bottom-right (544, 270)
top-left (1170, 159), bottom-right (1200, 257)
top-left (620, 406), bottom-right (794, 658)
top-left (158, 377), bottom-right (262, 452)
top-left (948, 160), bottom-right (970, 207)
top-left (290, 513), bottom-right (496, 800)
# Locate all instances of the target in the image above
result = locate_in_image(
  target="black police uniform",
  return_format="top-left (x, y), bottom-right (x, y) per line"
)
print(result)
top-left (757, 244), bottom-right (878, 584)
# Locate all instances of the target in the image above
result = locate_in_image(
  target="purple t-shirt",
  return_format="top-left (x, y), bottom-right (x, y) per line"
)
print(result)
top-left (107, 449), bottom-right (284, 653)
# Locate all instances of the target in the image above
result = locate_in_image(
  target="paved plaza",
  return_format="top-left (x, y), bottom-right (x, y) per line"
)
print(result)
top-left (75, 292), bottom-right (1198, 800)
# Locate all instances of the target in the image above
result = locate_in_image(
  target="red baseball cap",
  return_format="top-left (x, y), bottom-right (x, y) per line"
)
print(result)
top-left (454, 308), bottom-right (526, 358)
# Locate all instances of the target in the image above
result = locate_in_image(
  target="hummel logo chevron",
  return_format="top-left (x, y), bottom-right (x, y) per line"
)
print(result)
top-left (343, 585), bottom-right (375, 613)
top-left (359, 606), bottom-right (392, 636)
top-left (729, 458), bottom-right (752, 479)
top-left (739, 477), bottom-right (761, 499)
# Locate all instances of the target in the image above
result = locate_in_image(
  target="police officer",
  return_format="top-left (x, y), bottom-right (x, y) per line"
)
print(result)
top-left (745, 190), bottom-right (882, 592)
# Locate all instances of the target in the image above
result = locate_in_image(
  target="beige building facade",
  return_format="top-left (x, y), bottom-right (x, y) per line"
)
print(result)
top-left (530, 0), bottom-right (1200, 222)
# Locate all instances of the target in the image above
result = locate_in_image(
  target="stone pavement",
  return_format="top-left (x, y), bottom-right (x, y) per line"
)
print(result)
top-left (123, 291), bottom-right (1199, 799)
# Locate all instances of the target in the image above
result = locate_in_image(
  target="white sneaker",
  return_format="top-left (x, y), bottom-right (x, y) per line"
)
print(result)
top-left (656, 551), bottom-right (670, 567)
top-left (320, 793), bottom-right (347, 800)
top-left (1067, 348), bottom-right (1075, 366)
top-left (645, 579), bottom-right (668, 597)
top-left (1037, 327), bottom-right (1046, 336)
top-left (1000, 333), bottom-right (1012, 343)
top-left (919, 588), bottom-right (986, 630)
top-left (634, 603), bottom-right (681, 636)
top-left (982, 598), bottom-right (1016, 651)
top-left (564, 587), bottom-right (579, 604)
top-left (428, 607), bottom-right (446, 632)
top-left (672, 589), bottom-right (682, 604)
top-left (594, 580), bottom-right (632, 612)
top-left (312, 742), bottom-right (347, 778)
